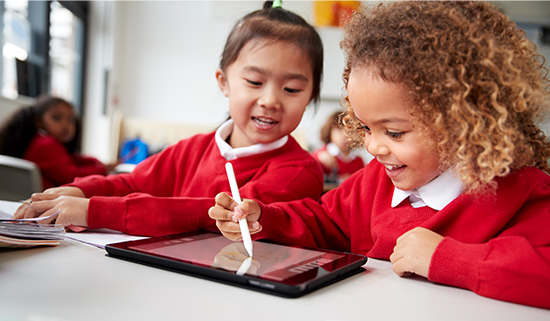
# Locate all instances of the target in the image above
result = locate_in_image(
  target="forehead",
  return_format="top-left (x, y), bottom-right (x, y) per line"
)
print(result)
top-left (348, 67), bottom-right (411, 123)
top-left (46, 103), bottom-right (74, 115)
top-left (234, 39), bottom-right (313, 76)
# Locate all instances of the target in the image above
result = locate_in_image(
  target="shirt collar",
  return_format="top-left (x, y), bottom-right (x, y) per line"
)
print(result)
top-left (326, 143), bottom-right (359, 161)
top-left (215, 119), bottom-right (288, 161)
top-left (391, 168), bottom-right (463, 210)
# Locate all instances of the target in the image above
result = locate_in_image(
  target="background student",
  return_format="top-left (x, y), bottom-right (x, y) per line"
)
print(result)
top-left (14, 0), bottom-right (324, 237)
top-left (210, 1), bottom-right (550, 309)
top-left (0, 95), bottom-right (117, 189)
top-left (311, 111), bottom-right (365, 184)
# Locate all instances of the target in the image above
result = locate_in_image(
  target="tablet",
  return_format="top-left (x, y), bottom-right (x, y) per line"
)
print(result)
top-left (105, 230), bottom-right (367, 298)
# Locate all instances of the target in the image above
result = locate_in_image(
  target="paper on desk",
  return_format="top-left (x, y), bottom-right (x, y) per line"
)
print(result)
top-left (0, 200), bottom-right (148, 249)
top-left (0, 200), bottom-right (22, 218)
top-left (0, 200), bottom-right (65, 248)
top-left (66, 229), bottom-right (148, 249)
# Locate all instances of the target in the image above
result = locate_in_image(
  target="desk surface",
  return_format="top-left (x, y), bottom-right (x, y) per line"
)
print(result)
top-left (1, 238), bottom-right (549, 321)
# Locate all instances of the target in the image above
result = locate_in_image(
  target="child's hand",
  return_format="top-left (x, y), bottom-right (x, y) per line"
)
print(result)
top-left (105, 160), bottom-right (121, 173)
top-left (13, 196), bottom-right (90, 228)
top-left (12, 187), bottom-right (85, 219)
top-left (37, 186), bottom-right (86, 200)
top-left (389, 227), bottom-right (444, 278)
top-left (208, 192), bottom-right (262, 241)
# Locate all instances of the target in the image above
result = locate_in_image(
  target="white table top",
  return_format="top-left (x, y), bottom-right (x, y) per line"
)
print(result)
top-left (1, 237), bottom-right (549, 321)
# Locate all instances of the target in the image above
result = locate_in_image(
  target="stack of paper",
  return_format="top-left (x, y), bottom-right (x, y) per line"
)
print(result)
top-left (0, 208), bottom-right (66, 248)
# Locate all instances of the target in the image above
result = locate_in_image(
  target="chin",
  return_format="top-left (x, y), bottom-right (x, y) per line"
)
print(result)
top-left (391, 181), bottom-right (413, 191)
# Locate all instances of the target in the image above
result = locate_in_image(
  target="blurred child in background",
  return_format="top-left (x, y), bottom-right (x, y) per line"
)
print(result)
top-left (0, 95), bottom-right (117, 189)
top-left (311, 111), bottom-right (365, 184)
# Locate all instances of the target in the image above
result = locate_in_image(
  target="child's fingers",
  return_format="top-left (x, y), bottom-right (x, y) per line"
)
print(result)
top-left (233, 199), bottom-right (262, 221)
top-left (23, 200), bottom-right (58, 219)
top-left (30, 192), bottom-right (58, 202)
top-left (214, 192), bottom-right (238, 211)
top-left (37, 207), bottom-right (63, 225)
top-left (11, 200), bottom-right (32, 219)
top-left (208, 203), bottom-right (235, 222)
top-left (215, 220), bottom-right (245, 241)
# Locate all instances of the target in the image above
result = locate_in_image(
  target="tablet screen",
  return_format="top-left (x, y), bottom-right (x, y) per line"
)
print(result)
top-left (125, 232), bottom-right (348, 284)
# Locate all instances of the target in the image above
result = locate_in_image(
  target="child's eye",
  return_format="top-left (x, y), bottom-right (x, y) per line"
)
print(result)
top-left (246, 79), bottom-right (262, 86)
top-left (357, 125), bottom-right (370, 133)
top-left (284, 88), bottom-right (301, 94)
top-left (386, 131), bottom-right (405, 139)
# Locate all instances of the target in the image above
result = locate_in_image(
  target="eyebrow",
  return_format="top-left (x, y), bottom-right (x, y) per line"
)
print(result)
top-left (372, 117), bottom-right (408, 125)
top-left (354, 113), bottom-right (408, 126)
top-left (244, 66), bottom-right (309, 82)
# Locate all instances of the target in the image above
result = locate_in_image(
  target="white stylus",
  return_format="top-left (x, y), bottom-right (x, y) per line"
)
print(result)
top-left (225, 162), bottom-right (253, 257)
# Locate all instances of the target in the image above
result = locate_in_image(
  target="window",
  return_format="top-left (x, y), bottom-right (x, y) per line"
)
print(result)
top-left (1, 0), bottom-right (87, 111)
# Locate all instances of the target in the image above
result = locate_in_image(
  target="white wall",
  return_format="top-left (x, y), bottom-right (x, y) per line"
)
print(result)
top-left (82, 1), bottom-right (348, 162)
top-left (81, 0), bottom-right (550, 163)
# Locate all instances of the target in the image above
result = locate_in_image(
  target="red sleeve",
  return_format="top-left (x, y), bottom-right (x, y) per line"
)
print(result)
top-left (428, 180), bottom-right (550, 309)
top-left (68, 135), bottom-right (191, 197)
top-left (82, 135), bottom-right (324, 237)
top-left (87, 162), bottom-right (323, 236)
top-left (86, 194), bottom-right (216, 236)
top-left (74, 155), bottom-right (104, 167)
top-left (25, 135), bottom-right (107, 186)
top-left (255, 167), bottom-right (369, 251)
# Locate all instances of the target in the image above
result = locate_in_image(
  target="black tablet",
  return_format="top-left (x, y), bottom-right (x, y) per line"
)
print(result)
top-left (105, 230), bottom-right (367, 298)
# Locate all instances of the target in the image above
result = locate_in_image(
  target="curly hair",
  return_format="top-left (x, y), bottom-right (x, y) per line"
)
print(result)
top-left (340, 1), bottom-right (550, 192)
top-left (0, 95), bottom-right (81, 158)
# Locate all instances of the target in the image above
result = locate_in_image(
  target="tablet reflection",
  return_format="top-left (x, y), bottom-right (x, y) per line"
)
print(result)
top-left (211, 243), bottom-right (260, 275)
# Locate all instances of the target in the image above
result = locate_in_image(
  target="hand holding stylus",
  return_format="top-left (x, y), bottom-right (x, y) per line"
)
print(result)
top-left (209, 192), bottom-right (262, 242)
top-left (224, 162), bottom-right (254, 257)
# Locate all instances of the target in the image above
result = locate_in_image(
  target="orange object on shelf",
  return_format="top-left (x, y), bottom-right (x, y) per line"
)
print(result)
top-left (313, 1), bottom-right (360, 27)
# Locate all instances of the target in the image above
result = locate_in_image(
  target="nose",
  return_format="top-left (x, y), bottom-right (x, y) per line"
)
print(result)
top-left (364, 133), bottom-right (390, 157)
top-left (258, 85), bottom-right (281, 110)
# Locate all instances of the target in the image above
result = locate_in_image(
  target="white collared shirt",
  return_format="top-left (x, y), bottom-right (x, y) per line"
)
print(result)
top-left (391, 168), bottom-right (464, 210)
top-left (326, 143), bottom-right (360, 162)
top-left (215, 119), bottom-right (289, 160)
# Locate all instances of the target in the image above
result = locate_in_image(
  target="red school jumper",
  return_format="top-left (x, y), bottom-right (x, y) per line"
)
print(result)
top-left (256, 159), bottom-right (550, 309)
top-left (68, 132), bottom-right (323, 237)
top-left (23, 133), bottom-right (107, 189)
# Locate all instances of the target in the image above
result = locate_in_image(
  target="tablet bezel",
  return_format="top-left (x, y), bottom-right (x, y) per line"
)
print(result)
top-left (105, 230), bottom-right (367, 298)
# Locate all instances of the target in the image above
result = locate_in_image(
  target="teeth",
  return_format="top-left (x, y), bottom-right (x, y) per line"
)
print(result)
top-left (253, 117), bottom-right (277, 125)
top-left (385, 164), bottom-right (403, 171)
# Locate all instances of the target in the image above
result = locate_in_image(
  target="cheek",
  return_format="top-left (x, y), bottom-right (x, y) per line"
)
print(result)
top-left (363, 135), bottom-right (371, 151)
top-left (286, 106), bottom-right (306, 126)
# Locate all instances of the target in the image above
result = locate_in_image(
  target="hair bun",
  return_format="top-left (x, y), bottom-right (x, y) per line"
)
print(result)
top-left (263, 1), bottom-right (274, 10)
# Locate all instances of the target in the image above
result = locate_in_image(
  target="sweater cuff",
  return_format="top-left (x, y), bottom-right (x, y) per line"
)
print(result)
top-left (428, 237), bottom-right (491, 292)
top-left (87, 196), bottom-right (128, 232)
top-left (253, 201), bottom-right (279, 240)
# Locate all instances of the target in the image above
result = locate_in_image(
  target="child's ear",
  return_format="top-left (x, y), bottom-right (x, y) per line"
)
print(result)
top-left (215, 68), bottom-right (229, 97)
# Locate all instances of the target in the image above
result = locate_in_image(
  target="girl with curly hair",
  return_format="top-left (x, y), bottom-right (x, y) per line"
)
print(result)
top-left (0, 95), bottom-right (117, 189)
top-left (210, 1), bottom-right (550, 309)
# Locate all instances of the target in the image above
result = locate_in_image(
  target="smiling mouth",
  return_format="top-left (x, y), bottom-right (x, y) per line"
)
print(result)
top-left (252, 116), bottom-right (278, 125)
top-left (385, 164), bottom-right (405, 171)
